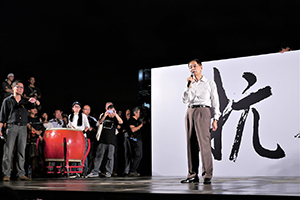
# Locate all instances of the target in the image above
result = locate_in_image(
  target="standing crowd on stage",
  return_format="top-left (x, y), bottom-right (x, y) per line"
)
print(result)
top-left (0, 73), bottom-right (149, 181)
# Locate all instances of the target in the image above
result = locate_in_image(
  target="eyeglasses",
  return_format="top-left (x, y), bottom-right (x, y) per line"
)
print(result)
top-left (15, 86), bottom-right (24, 89)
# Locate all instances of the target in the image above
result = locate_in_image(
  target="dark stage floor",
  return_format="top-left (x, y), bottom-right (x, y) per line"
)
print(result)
top-left (0, 176), bottom-right (299, 199)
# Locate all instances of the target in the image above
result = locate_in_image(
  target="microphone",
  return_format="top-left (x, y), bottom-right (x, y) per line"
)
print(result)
top-left (0, 135), bottom-right (6, 143)
top-left (187, 73), bottom-right (194, 88)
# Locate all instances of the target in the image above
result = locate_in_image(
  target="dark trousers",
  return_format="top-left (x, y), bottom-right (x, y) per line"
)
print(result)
top-left (2, 124), bottom-right (27, 178)
top-left (185, 107), bottom-right (213, 179)
top-left (123, 135), bottom-right (131, 174)
top-left (129, 139), bottom-right (142, 173)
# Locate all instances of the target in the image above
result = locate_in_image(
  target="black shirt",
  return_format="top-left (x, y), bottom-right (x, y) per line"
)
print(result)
top-left (1, 81), bottom-right (12, 99)
top-left (0, 95), bottom-right (33, 124)
top-left (99, 116), bottom-right (118, 146)
top-left (28, 116), bottom-right (43, 143)
top-left (28, 116), bottom-right (43, 131)
top-left (128, 117), bottom-right (142, 140)
top-left (24, 85), bottom-right (41, 99)
top-left (86, 115), bottom-right (97, 140)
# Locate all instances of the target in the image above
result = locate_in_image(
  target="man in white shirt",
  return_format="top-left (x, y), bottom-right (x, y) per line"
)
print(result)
top-left (181, 59), bottom-right (221, 184)
top-left (43, 109), bottom-right (66, 129)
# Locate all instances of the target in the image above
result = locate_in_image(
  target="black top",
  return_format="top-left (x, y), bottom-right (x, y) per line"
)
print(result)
top-left (28, 116), bottom-right (44, 143)
top-left (99, 116), bottom-right (118, 146)
top-left (24, 85), bottom-right (41, 99)
top-left (1, 81), bottom-right (12, 99)
top-left (28, 116), bottom-right (43, 131)
top-left (128, 117), bottom-right (142, 140)
top-left (86, 115), bottom-right (97, 140)
top-left (0, 95), bottom-right (34, 124)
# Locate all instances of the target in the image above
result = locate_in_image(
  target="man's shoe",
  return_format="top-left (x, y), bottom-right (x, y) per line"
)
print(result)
top-left (180, 176), bottom-right (199, 183)
top-left (86, 173), bottom-right (99, 178)
top-left (17, 176), bottom-right (30, 181)
top-left (112, 172), bottom-right (118, 177)
top-left (128, 172), bottom-right (140, 177)
top-left (70, 173), bottom-right (81, 179)
top-left (3, 176), bottom-right (10, 181)
top-left (203, 178), bottom-right (211, 185)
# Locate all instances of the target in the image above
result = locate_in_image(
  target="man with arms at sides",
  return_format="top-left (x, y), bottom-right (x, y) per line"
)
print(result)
top-left (82, 105), bottom-right (98, 171)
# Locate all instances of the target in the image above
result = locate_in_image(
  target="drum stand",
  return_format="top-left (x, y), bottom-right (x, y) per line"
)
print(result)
top-left (64, 137), bottom-right (91, 179)
top-left (45, 137), bottom-right (90, 178)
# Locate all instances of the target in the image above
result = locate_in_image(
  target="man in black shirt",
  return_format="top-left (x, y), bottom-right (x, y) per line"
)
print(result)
top-left (128, 107), bottom-right (144, 177)
top-left (1, 73), bottom-right (14, 101)
top-left (82, 105), bottom-right (98, 171)
top-left (87, 104), bottom-right (123, 178)
top-left (24, 77), bottom-right (42, 100)
top-left (0, 80), bottom-right (40, 181)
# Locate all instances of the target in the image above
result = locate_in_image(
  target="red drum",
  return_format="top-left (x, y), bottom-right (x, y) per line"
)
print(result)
top-left (43, 128), bottom-right (86, 162)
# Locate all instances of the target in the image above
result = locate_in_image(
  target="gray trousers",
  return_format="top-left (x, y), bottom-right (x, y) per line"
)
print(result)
top-left (185, 107), bottom-right (213, 179)
top-left (91, 143), bottom-right (115, 175)
top-left (2, 124), bottom-right (27, 178)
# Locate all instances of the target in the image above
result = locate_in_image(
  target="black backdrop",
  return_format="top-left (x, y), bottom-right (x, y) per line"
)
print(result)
top-left (1, 0), bottom-right (299, 116)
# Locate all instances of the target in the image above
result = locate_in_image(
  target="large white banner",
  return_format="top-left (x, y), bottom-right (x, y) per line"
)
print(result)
top-left (152, 51), bottom-right (300, 177)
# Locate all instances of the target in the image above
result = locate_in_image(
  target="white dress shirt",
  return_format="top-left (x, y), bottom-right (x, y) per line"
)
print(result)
top-left (49, 118), bottom-right (65, 128)
top-left (68, 113), bottom-right (90, 132)
top-left (182, 76), bottom-right (221, 120)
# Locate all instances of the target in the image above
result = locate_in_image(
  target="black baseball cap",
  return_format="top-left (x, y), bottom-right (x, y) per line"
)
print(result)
top-left (72, 101), bottom-right (81, 107)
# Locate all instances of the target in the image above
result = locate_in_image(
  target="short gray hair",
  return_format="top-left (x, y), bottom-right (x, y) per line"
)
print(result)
top-left (132, 106), bottom-right (140, 115)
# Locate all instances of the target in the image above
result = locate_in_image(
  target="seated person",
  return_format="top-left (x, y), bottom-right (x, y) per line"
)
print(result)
top-left (44, 109), bottom-right (66, 129)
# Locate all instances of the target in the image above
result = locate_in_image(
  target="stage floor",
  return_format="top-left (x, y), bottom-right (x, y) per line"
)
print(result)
top-left (0, 176), bottom-right (299, 199)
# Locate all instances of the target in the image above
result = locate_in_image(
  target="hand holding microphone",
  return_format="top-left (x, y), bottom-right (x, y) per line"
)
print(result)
top-left (187, 73), bottom-right (194, 88)
top-left (0, 130), bottom-right (6, 142)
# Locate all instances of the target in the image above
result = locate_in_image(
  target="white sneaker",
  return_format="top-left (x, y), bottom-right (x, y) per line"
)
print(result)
top-left (87, 172), bottom-right (99, 178)
top-left (104, 172), bottom-right (111, 178)
top-left (69, 173), bottom-right (81, 179)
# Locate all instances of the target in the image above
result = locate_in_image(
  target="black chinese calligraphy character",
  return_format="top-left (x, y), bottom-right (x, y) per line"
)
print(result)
top-left (211, 67), bottom-right (285, 161)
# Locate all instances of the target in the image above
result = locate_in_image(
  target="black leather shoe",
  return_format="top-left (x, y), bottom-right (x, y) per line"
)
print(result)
top-left (180, 176), bottom-right (199, 183)
top-left (203, 178), bottom-right (211, 185)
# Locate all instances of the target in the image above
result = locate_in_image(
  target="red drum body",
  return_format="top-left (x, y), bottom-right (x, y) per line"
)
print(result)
top-left (43, 128), bottom-right (85, 162)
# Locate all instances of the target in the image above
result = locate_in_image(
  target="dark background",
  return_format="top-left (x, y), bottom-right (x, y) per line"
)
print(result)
top-left (0, 0), bottom-right (300, 177)
top-left (0, 0), bottom-right (299, 177)
top-left (1, 1), bottom-right (299, 115)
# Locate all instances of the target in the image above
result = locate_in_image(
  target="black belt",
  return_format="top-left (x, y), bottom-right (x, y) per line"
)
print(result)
top-left (188, 105), bottom-right (210, 108)
top-left (9, 122), bottom-right (27, 126)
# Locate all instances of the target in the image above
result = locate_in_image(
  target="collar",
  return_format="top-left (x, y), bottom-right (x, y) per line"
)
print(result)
top-left (193, 75), bottom-right (208, 83)
top-left (201, 76), bottom-right (208, 82)
top-left (9, 94), bottom-right (24, 100)
top-left (9, 94), bottom-right (26, 105)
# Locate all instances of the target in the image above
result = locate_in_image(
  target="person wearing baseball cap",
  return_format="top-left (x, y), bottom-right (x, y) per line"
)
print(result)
top-left (68, 101), bottom-right (90, 177)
